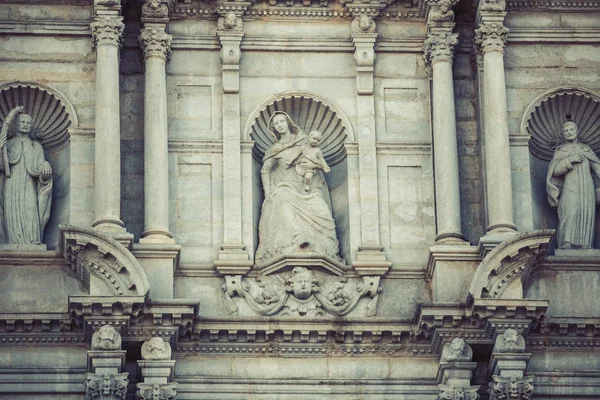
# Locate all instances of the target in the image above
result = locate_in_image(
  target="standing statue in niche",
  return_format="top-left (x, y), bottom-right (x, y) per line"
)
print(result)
top-left (0, 106), bottom-right (52, 245)
top-left (546, 121), bottom-right (600, 249)
top-left (256, 112), bottom-right (341, 264)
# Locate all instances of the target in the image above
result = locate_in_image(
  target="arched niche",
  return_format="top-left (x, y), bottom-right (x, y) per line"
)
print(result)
top-left (243, 92), bottom-right (355, 264)
top-left (0, 81), bottom-right (77, 249)
top-left (522, 87), bottom-right (600, 242)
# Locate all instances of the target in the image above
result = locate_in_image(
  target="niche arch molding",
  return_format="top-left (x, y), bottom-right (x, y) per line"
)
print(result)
top-left (59, 226), bottom-right (151, 297)
top-left (468, 230), bottom-right (554, 300)
top-left (244, 91), bottom-right (356, 167)
top-left (0, 81), bottom-right (78, 151)
top-left (522, 87), bottom-right (600, 162)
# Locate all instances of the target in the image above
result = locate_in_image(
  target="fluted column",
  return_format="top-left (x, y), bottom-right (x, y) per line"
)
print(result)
top-left (139, 25), bottom-right (173, 243)
top-left (424, 23), bottom-right (466, 244)
top-left (91, 16), bottom-right (125, 232)
top-left (475, 13), bottom-right (517, 234)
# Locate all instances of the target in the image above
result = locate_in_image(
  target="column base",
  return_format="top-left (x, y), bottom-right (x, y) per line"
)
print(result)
top-left (214, 243), bottom-right (253, 276)
top-left (132, 242), bottom-right (181, 299)
top-left (435, 232), bottom-right (469, 245)
top-left (140, 229), bottom-right (175, 244)
top-left (92, 218), bottom-right (133, 248)
top-left (486, 223), bottom-right (518, 235)
top-left (352, 245), bottom-right (392, 276)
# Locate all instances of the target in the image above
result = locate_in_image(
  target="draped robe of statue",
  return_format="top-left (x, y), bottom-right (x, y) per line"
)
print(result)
top-left (256, 126), bottom-right (340, 264)
top-left (546, 142), bottom-right (600, 249)
top-left (0, 134), bottom-right (53, 244)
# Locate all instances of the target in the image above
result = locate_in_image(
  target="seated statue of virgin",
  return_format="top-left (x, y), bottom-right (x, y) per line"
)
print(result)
top-left (255, 111), bottom-right (341, 264)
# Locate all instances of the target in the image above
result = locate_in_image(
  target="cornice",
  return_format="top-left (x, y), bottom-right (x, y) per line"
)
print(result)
top-left (0, 20), bottom-right (90, 36)
top-left (507, 28), bottom-right (600, 43)
top-left (506, 0), bottom-right (600, 12)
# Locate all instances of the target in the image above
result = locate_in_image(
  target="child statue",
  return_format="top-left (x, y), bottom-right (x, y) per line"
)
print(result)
top-left (285, 130), bottom-right (331, 192)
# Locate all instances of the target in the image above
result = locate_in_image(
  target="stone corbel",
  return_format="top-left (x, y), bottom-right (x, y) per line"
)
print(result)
top-left (217, 4), bottom-right (249, 94)
top-left (347, 10), bottom-right (379, 96)
top-left (488, 329), bottom-right (534, 400)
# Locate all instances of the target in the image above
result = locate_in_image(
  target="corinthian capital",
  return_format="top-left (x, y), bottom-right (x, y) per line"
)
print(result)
top-left (91, 17), bottom-right (124, 48)
top-left (137, 383), bottom-right (178, 400)
top-left (139, 27), bottom-right (173, 61)
top-left (85, 372), bottom-right (128, 400)
top-left (474, 22), bottom-right (509, 55)
top-left (438, 384), bottom-right (480, 400)
top-left (423, 30), bottom-right (459, 66)
top-left (489, 376), bottom-right (534, 400)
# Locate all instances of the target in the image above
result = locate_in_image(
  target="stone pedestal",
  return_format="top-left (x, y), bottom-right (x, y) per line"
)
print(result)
top-left (488, 330), bottom-right (534, 400)
top-left (86, 336), bottom-right (128, 400)
top-left (137, 337), bottom-right (177, 400)
top-left (475, 12), bottom-right (517, 236)
top-left (437, 338), bottom-right (480, 399)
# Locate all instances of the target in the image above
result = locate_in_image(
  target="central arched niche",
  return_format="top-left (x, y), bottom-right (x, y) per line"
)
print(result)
top-left (523, 87), bottom-right (600, 246)
top-left (0, 81), bottom-right (75, 249)
top-left (245, 92), bottom-right (355, 264)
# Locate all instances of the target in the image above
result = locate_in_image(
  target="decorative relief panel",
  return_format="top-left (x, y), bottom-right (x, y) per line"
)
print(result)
top-left (223, 262), bottom-right (382, 317)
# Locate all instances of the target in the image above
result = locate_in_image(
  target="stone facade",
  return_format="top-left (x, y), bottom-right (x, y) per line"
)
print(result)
top-left (0, 0), bottom-right (599, 398)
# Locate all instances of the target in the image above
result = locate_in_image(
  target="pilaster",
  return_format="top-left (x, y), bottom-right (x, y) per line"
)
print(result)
top-left (137, 337), bottom-right (178, 400)
top-left (91, 0), bottom-right (131, 245)
top-left (214, 3), bottom-right (253, 276)
top-left (474, 5), bottom-right (517, 239)
top-left (85, 325), bottom-right (128, 400)
top-left (488, 329), bottom-right (534, 400)
top-left (347, 6), bottom-right (391, 275)
top-left (437, 338), bottom-right (480, 399)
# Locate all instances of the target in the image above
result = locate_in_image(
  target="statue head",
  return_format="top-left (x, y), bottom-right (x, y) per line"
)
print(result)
top-left (308, 130), bottom-right (322, 147)
top-left (16, 113), bottom-right (32, 135)
top-left (358, 15), bottom-right (372, 32)
top-left (224, 12), bottom-right (237, 29)
top-left (562, 121), bottom-right (579, 142)
top-left (442, 337), bottom-right (472, 362)
top-left (286, 267), bottom-right (318, 300)
top-left (268, 112), bottom-right (299, 141)
top-left (148, 0), bottom-right (160, 7)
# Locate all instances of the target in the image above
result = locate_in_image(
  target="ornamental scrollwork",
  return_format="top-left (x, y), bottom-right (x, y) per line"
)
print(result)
top-left (139, 27), bottom-right (173, 60)
top-left (137, 383), bottom-right (177, 400)
top-left (91, 17), bottom-right (125, 48)
top-left (423, 30), bottom-right (459, 66)
top-left (438, 384), bottom-right (480, 400)
top-left (223, 266), bottom-right (382, 317)
top-left (85, 372), bottom-right (128, 400)
top-left (489, 376), bottom-right (534, 400)
top-left (474, 22), bottom-right (509, 55)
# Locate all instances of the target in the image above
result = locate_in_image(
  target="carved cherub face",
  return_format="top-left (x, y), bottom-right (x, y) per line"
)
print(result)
top-left (148, 0), bottom-right (160, 8)
top-left (503, 329), bottom-right (518, 345)
top-left (287, 267), bottom-right (317, 300)
top-left (98, 326), bottom-right (116, 342)
top-left (563, 121), bottom-right (579, 142)
top-left (439, 0), bottom-right (451, 13)
top-left (147, 337), bottom-right (166, 355)
top-left (224, 12), bottom-right (237, 29)
top-left (308, 131), bottom-right (322, 147)
top-left (16, 114), bottom-right (32, 134)
top-left (358, 15), bottom-right (372, 31)
top-left (450, 337), bottom-right (466, 354)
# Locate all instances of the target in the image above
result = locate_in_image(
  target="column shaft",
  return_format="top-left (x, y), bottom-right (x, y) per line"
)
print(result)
top-left (142, 55), bottom-right (171, 240)
top-left (94, 43), bottom-right (123, 229)
top-left (482, 51), bottom-right (515, 233)
top-left (432, 60), bottom-right (463, 241)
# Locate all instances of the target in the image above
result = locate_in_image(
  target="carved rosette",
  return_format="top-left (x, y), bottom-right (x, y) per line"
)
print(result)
top-left (85, 372), bottom-right (128, 400)
top-left (438, 384), bottom-right (480, 400)
top-left (91, 17), bottom-right (124, 48)
top-left (423, 31), bottom-right (459, 66)
top-left (489, 376), bottom-right (534, 400)
top-left (139, 27), bottom-right (173, 61)
top-left (474, 22), bottom-right (509, 55)
top-left (137, 383), bottom-right (177, 400)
